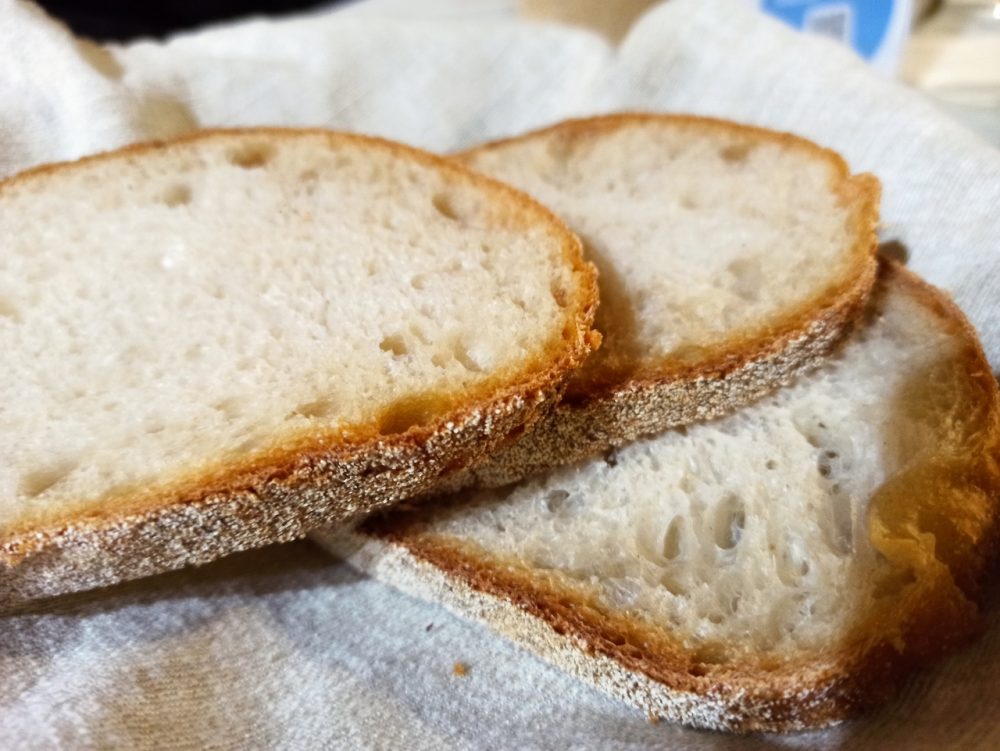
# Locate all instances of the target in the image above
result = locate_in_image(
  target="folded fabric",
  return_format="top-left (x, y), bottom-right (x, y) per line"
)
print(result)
top-left (0, 0), bottom-right (997, 747)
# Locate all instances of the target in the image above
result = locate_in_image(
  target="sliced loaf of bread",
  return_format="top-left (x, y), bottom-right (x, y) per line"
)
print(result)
top-left (320, 263), bottom-right (1000, 732)
top-left (447, 114), bottom-right (880, 489)
top-left (0, 128), bottom-right (598, 607)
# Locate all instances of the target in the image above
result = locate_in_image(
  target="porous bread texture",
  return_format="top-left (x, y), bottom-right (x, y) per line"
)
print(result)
top-left (449, 114), bottom-right (879, 489)
top-left (0, 128), bottom-right (598, 607)
top-left (326, 264), bottom-right (1000, 732)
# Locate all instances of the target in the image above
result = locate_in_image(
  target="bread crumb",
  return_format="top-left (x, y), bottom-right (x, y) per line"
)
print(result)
top-left (453, 661), bottom-right (468, 677)
top-left (646, 713), bottom-right (660, 725)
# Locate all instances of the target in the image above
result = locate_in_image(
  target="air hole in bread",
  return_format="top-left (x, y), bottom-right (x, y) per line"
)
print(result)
top-left (824, 490), bottom-right (854, 556)
top-left (144, 420), bottom-right (166, 435)
top-left (291, 398), bottom-right (335, 419)
top-left (451, 341), bottom-right (483, 372)
top-left (432, 192), bottom-right (459, 221)
top-left (212, 398), bottom-right (241, 419)
top-left (720, 142), bottom-right (754, 164)
top-left (161, 183), bottom-right (192, 207)
top-left (726, 258), bottom-right (762, 302)
top-left (550, 281), bottom-right (569, 308)
top-left (380, 335), bottom-right (408, 357)
top-left (409, 324), bottom-right (430, 345)
top-left (714, 495), bottom-right (745, 550)
top-left (680, 194), bottom-right (699, 210)
top-left (20, 460), bottom-right (76, 498)
top-left (431, 351), bottom-right (449, 368)
top-left (662, 516), bottom-right (684, 559)
top-left (377, 393), bottom-right (444, 435)
top-left (0, 299), bottom-right (21, 322)
top-left (820, 449), bottom-right (842, 477)
top-left (228, 142), bottom-right (276, 169)
top-left (545, 489), bottom-right (569, 512)
top-left (660, 572), bottom-right (685, 596)
top-left (410, 274), bottom-right (427, 291)
top-left (765, 459), bottom-right (777, 470)
top-left (802, 432), bottom-right (821, 448)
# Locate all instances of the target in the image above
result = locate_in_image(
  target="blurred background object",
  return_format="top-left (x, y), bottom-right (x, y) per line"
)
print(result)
top-left (522, 0), bottom-right (932, 74)
top-left (33, 0), bottom-right (331, 40)
top-left (519, 0), bottom-right (660, 42)
top-left (901, 0), bottom-right (1000, 145)
top-left (31, 0), bottom-right (1000, 145)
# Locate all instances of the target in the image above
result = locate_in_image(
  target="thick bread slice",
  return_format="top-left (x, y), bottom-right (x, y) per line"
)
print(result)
top-left (448, 113), bottom-right (879, 489)
top-left (0, 128), bottom-right (598, 608)
top-left (320, 263), bottom-right (1000, 732)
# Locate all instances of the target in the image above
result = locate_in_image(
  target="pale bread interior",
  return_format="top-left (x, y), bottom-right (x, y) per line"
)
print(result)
top-left (463, 118), bottom-right (871, 382)
top-left (0, 132), bottom-right (581, 532)
top-left (388, 273), bottom-right (995, 662)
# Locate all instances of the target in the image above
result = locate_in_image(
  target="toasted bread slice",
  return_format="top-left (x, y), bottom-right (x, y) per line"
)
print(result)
top-left (321, 263), bottom-right (1000, 732)
top-left (447, 114), bottom-right (879, 488)
top-left (0, 128), bottom-right (597, 608)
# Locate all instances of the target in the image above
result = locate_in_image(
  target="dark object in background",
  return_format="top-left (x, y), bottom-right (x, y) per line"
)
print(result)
top-left (36, 0), bottom-right (335, 41)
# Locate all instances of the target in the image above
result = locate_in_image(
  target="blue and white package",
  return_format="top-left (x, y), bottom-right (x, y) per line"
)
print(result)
top-left (758, 0), bottom-right (914, 74)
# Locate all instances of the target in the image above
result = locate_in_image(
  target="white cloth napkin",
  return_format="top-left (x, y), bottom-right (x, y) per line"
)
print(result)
top-left (1, 0), bottom-right (999, 747)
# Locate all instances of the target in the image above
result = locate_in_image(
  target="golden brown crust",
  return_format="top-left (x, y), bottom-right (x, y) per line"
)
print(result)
top-left (449, 113), bottom-right (881, 489)
top-left (348, 263), bottom-right (1000, 732)
top-left (0, 128), bottom-right (599, 608)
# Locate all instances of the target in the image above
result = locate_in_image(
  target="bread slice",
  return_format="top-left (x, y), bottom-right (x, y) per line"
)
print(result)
top-left (444, 114), bottom-right (880, 489)
top-left (319, 263), bottom-right (1000, 732)
top-left (0, 128), bottom-right (598, 608)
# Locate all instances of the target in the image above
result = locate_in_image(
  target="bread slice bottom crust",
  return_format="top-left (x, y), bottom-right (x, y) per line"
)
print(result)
top-left (324, 263), bottom-right (1000, 733)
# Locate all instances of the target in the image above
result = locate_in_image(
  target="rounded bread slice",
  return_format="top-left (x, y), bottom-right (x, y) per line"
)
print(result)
top-left (325, 262), bottom-right (1000, 732)
top-left (0, 128), bottom-right (598, 607)
top-left (452, 113), bottom-right (880, 488)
